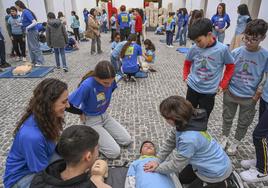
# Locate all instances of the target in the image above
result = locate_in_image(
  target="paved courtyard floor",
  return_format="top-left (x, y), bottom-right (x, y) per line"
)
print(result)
top-left (0, 32), bottom-right (267, 188)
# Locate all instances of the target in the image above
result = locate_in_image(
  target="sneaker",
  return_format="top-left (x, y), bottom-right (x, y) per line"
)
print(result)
top-left (22, 57), bottom-right (27, 62)
top-left (219, 135), bottom-right (229, 150)
top-left (226, 139), bottom-right (240, 156)
top-left (130, 76), bottom-right (137, 82)
top-left (169, 45), bottom-right (174, 48)
top-left (149, 68), bottom-right (157, 72)
top-left (15, 56), bottom-right (20, 62)
top-left (97, 50), bottom-right (103, 54)
top-left (0, 62), bottom-right (11, 68)
top-left (240, 168), bottom-right (268, 183)
top-left (35, 64), bottom-right (42, 67)
top-left (90, 51), bottom-right (96, 55)
top-left (63, 68), bottom-right (68, 72)
top-left (241, 159), bottom-right (257, 169)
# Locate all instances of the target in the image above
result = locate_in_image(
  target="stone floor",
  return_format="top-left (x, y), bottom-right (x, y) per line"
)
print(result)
top-left (0, 32), bottom-right (267, 188)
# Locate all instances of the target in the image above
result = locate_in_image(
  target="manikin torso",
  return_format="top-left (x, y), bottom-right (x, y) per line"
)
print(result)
top-left (90, 160), bottom-right (112, 188)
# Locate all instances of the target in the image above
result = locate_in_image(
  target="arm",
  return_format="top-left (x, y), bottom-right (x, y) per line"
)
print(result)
top-left (65, 103), bottom-right (83, 114)
top-left (183, 60), bottom-right (192, 81)
top-left (253, 72), bottom-right (268, 101)
top-left (62, 25), bottom-right (68, 44)
top-left (219, 64), bottom-right (235, 90)
top-left (7, 19), bottom-right (12, 37)
top-left (125, 176), bottom-right (136, 188)
top-left (26, 19), bottom-right (37, 31)
top-left (157, 128), bottom-right (176, 162)
top-left (46, 26), bottom-right (51, 47)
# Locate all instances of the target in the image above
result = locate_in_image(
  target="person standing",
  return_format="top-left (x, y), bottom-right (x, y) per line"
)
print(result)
top-left (134, 9), bottom-right (142, 46)
top-left (0, 26), bottom-right (11, 69)
top-left (15, 0), bottom-right (45, 66)
top-left (46, 12), bottom-right (68, 72)
top-left (83, 8), bottom-right (89, 31)
top-left (8, 6), bottom-right (26, 62)
top-left (211, 3), bottom-right (230, 43)
top-left (70, 11), bottom-right (80, 42)
top-left (165, 12), bottom-right (176, 48)
top-left (110, 12), bottom-right (117, 42)
top-left (118, 5), bottom-right (130, 41)
top-left (179, 8), bottom-right (189, 46)
top-left (101, 9), bottom-right (108, 33)
top-left (87, 8), bottom-right (102, 55)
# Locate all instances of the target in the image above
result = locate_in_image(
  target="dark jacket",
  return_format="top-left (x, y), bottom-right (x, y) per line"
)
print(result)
top-left (46, 19), bottom-right (68, 48)
top-left (30, 160), bottom-right (97, 188)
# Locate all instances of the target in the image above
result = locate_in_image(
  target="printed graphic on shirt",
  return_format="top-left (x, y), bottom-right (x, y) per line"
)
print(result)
top-left (96, 91), bottom-right (107, 109)
top-left (195, 55), bottom-right (213, 81)
top-left (125, 46), bottom-right (134, 58)
top-left (122, 15), bottom-right (129, 22)
top-left (200, 131), bottom-right (212, 142)
top-left (233, 57), bottom-right (256, 85)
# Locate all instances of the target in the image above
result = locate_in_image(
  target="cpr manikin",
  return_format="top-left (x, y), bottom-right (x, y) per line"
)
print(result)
top-left (91, 160), bottom-right (112, 188)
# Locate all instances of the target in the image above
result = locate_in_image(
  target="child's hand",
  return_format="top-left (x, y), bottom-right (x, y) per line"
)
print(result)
top-left (80, 114), bottom-right (86, 124)
top-left (217, 87), bottom-right (223, 95)
top-left (143, 161), bottom-right (159, 172)
top-left (253, 89), bottom-right (262, 101)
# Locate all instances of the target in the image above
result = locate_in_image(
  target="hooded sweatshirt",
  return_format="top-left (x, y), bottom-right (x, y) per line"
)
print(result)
top-left (30, 160), bottom-right (97, 188)
top-left (46, 19), bottom-right (68, 48)
top-left (156, 109), bottom-right (232, 183)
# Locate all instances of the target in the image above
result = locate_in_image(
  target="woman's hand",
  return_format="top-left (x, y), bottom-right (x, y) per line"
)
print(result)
top-left (80, 114), bottom-right (86, 123)
top-left (143, 161), bottom-right (159, 172)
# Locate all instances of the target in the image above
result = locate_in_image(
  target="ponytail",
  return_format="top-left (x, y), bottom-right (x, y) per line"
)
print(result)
top-left (120, 34), bottom-right (137, 58)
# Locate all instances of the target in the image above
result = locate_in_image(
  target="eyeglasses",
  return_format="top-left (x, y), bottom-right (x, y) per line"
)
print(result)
top-left (242, 35), bottom-right (263, 44)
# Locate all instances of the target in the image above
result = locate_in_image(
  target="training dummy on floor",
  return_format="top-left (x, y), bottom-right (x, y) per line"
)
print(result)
top-left (91, 159), bottom-right (112, 188)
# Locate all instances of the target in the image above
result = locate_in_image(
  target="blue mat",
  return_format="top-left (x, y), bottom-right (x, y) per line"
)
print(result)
top-left (135, 71), bottom-right (148, 78)
top-left (0, 66), bottom-right (54, 78)
top-left (176, 47), bottom-right (189, 54)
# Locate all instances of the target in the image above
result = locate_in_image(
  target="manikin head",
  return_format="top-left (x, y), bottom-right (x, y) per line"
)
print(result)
top-left (91, 159), bottom-right (109, 178)
top-left (140, 141), bottom-right (156, 156)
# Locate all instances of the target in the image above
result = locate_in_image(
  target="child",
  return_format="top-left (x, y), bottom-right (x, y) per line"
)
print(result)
top-left (143, 39), bottom-right (156, 72)
top-left (8, 6), bottom-right (26, 62)
top-left (110, 12), bottom-right (117, 42)
top-left (178, 8), bottom-right (189, 46)
top-left (30, 125), bottom-right (99, 187)
top-left (111, 40), bottom-right (127, 74)
top-left (165, 12), bottom-right (176, 48)
top-left (46, 12), bottom-right (68, 72)
top-left (70, 11), bottom-right (80, 42)
top-left (120, 34), bottom-right (142, 82)
top-left (183, 18), bottom-right (234, 118)
top-left (118, 5), bottom-right (130, 41)
top-left (125, 141), bottom-right (176, 188)
top-left (111, 32), bottom-right (121, 50)
top-left (143, 96), bottom-right (238, 187)
top-left (221, 19), bottom-right (268, 155)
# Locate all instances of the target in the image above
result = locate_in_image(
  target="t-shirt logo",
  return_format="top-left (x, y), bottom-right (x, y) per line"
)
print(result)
top-left (125, 46), bottom-right (134, 58)
top-left (96, 92), bottom-right (106, 101)
top-left (242, 63), bottom-right (250, 75)
top-left (121, 15), bottom-right (128, 22)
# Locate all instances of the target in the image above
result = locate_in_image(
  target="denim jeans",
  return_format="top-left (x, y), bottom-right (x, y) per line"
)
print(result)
top-left (110, 55), bottom-right (121, 73)
top-left (213, 29), bottom-right (225, 43)
top-left (179, 26), bottom-right (187, 46)
top-left (54, 48), bottom-right (67, 69)
top-left (102, 21), bottom-right (108, 33)
top-left (175, 26), bottom-right (182, 41)
top-left (166, 31), bottom-right (173, 45)
top-left (11, 174), bottom-right (35, 188)
top-left (27, 30), bottom-right (44, 65)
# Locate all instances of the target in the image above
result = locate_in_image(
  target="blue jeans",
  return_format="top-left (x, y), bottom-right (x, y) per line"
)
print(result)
top-left (54, 48), bottom-right (67, 69)
top-left (102, 21), bottom-right (108, 33)
top-left (175, 25), bottom-right (182, 41)
top-left (179, 26), bottom-right (187, 46)
top-left (213, 29), bottom-right (225, 43)
top-left (11, 174), bottom-right (35, 188)
top-left (166, 31), bottom-right (173, 45)
top-left (27, 30), bottom-right (44, 65)
top-left (110, 55), bottom-right (121, 73)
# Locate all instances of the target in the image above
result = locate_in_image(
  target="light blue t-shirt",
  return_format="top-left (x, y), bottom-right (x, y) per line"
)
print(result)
top-left (111, 41), bottom-right (119, 50)
top-left (69, 77), bottom-right (117, 116)
top-left (21, 9), bottom-right (37, 31)
top-left (176, 131), bottom-right (231, 179)
top-left (8, 16), bottom-right (23, 35)
top-left (186, 41), bottom-right (234, 94)
top-left (111, 41), bottom-right (127, 58)
top-left (235, 14), bottom-right (250, 35)
top-left (165, 17), bottom-right (175, 31)
top-left (229, 46), bottom-right (268, 98)
top-left (4, 115), bottom-right (56, 188)
top-left (127, 157), bottom-right (175, 188)
top-left (122, 43), bottom-right (142, 73)
top-left (145, 49), bottom-right (155, 64)
top-left (71, 16), bottom-right (80, 29)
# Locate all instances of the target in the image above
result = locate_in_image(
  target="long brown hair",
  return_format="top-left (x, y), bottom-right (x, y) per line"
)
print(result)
top-left (14, 78), bottom-right (68, 141)
top-left (216, 3), bottom-right (226, 16)
top-left (120, 34), bottom-right (137, 58)
top-left (160, 96), bottom-right (194, 130)
top-left (79, 60), bottom-right (116, 87)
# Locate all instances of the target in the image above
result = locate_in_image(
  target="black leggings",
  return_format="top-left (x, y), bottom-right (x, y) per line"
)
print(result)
top-left (73, 28), bottom-right (80, 41)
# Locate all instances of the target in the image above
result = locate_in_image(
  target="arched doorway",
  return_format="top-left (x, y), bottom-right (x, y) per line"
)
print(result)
top-left (144, 0), bottom-right (162, 9)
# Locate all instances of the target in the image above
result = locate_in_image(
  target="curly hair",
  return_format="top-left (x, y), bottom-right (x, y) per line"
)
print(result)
top-left (13, 78), bottom-right (68, 141)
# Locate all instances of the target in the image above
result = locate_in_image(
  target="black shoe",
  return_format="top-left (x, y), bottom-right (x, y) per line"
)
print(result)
top-left (63, 68), bottom-right (68, 72)
top-left (1, 62), bottom-right (11, 68)
top-left (97, 50), bottom-right (103, 54)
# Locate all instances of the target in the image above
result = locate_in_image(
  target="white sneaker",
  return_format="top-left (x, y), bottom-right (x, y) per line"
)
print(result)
top-left (240, 168), bottom-right (268, 183)
top-left (15, 57), bottom-right (20, 61)
top-left (169, 45), bottom-right (174, 48)
top-left (219, 135), bottom-right (229, 149)
top-left (226, 139), bottom-right (240, 156)
top-left (22, 57), bottom-right (27, 62)
top-left (241, 159), bottom-right (257, 169)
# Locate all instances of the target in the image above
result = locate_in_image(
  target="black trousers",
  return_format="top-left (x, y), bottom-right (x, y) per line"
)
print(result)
top-left (120, 28), bottom-right (130, 41)
top-left (111, 29), bottom-right (116, 42)
top-left (179, 165), bottom-right (227, 188)
top-left (136, 32), bottom-right (141, 46)
top-left (186, 85), bottom-right (216, 118)
top-left (0, 39), bottom-right (6, 65)
top-left (73, 28), bottom-right (80, 41)
top-left (12, 34), bottom-right (26, 57)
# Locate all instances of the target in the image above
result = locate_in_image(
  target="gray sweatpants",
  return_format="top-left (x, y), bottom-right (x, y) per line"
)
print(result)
top-left (222, 90), bottom-right (257, 141)
top-left (27, 30), bottom-right (44, 65)
top-left (85, 112), bottom-right (132, 159)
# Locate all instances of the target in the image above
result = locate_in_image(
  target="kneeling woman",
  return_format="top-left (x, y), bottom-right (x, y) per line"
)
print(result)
top-left (4, 78), bottom-right (69, 188)
top-left (68, 61), bottom-right (132, 159)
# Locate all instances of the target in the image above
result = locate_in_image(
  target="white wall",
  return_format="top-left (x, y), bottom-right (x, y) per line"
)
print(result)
top-left (258, 0), bottom-right (268, 49)
top-left (113, 0), bottom-right (143, 9)
top-left (185, 0), bottom-right (203, 11)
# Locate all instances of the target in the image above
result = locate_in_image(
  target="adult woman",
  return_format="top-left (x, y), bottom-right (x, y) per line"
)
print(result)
top-left (211, 3), bottom-right (230, 43)
top-left (87, 8), bottom-right (102, 55)
top-left (57, 11), bottom-right (67, 26)
top-left (68, 61), bottom-right (131, 159)
top-left (101, 9), bottom-right (108, 33)
top-left (70, 11), bottom-right (80, 42)
top-left (15, 0), bottom-right (44, 65)
top-left (229, 4), bottom-right (251, 50)
top-left (179, 8), bottom-right (189, 46)
top-left (4, 78), bottom-right (69, 188)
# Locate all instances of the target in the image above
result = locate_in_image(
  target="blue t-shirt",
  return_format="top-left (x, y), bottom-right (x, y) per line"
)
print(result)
top-left (4, 115), bottom-right (56, 188)
top-left (118, 12), bottom-right (130, 29)
top-left (122, 43), bottom-right (142, 73)
top-left (127, 157), bottom-right (175, 188)
top-left (211, 14), bottom-right (230, 29)
top-left (111, 41), bottom-right (127, 58)
top-left (177, 13), bottom-right (184, 28)
top-left (83, 10), bottom-right (89, 22)
top-left (186, 41), bottom-right (234, 94)
top-left (165, 17), bottom-right (175, 31)
top-left (229, 46), bottom-right (268, 98)
top-left (69, 77), bottom-right (117, 116)
top-left (36, 23), bottom-right (45, 33)
top-left (176, 131), bottom-right (231, 179)
top-left (145, 49), bottom-right (155, 64)
top-left (235, 14), bottom-right (250, 35)
top-left (21, 9), bottom-right (37, 31)
top-left (8, 16), bottom-right (23, 35)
